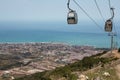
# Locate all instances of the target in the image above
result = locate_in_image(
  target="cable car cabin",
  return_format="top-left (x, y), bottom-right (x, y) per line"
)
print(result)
top-left (105, 19), bottom-right (113, 32)
top-left (67, 11), bottom-right (78, 24)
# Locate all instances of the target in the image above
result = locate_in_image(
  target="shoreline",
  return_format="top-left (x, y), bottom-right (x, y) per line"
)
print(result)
top-left (0, 42), bottom-right (97, 48)
top-left (0, 42), bottom-right (109, 48)
top-left (0, 41), bottom-right (107, 78)
top-left (0, 30), bottom-right (115, 48)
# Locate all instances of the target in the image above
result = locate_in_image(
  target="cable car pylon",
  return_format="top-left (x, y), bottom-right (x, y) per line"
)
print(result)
top-left (108, 32), bottom-right (116, 53)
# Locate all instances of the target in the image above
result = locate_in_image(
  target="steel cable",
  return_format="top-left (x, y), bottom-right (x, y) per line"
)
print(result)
top-left (72, 0), bottom-right (103, 31)
top-left (94, 0), bottom-right (105, 22)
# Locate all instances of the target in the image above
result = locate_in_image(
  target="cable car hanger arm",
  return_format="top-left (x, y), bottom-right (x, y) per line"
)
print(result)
top-left (109, 7), bottom-right (114, 20)
top-left (67, 0), bottom-right (73, 11)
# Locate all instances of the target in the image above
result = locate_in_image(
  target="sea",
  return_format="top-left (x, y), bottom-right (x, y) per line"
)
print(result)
top-left (0, 30), bottom-right (119, 48)
top-left (0, 22), bottom-right (119, 48)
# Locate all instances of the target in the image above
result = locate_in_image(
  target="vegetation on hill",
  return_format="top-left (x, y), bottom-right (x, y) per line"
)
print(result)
top-left (118, 48), bottom-right (120, 52)
top-left (86, 66), bottom-right (119, 80)
top-left (0, 54), bottom-right (22, 70)
top-left (15, 51), bottom-right (118, 80)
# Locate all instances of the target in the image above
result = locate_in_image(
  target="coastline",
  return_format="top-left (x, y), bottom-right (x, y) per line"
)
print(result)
top-left (0, 42), bottom-right (104, 48)
top-left (0, 30), bottom-right (114, 48)
top-left (0, 41), bottom-right (106, 79)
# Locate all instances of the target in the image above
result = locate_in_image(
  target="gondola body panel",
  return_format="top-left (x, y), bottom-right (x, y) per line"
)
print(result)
top-left (105, 19), bottom-right (113, 32)
top-left (67, 11), bottom-right (78, 24)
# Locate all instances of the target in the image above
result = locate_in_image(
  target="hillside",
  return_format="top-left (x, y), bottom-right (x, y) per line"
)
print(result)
top-left (14, 50), bottom-right (120, 80)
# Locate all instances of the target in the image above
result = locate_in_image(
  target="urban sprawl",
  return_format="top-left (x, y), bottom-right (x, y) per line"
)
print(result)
top-left (0, 43), bottom-right (103, 79)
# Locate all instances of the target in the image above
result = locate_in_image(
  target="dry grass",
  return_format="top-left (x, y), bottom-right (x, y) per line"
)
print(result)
top-left (85, 67), bottom-right (119, 80)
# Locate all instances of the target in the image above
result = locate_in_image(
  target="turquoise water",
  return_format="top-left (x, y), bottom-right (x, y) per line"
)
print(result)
top-left (0, 22), bottom-right (119, 48)
top-left (0, 30), bottom-right (119, 48)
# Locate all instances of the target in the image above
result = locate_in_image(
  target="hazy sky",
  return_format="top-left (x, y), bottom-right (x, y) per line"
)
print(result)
top-left (0, 0), bottom-right (120, 21)
top-left (0, 0), bottom-right (120, 32)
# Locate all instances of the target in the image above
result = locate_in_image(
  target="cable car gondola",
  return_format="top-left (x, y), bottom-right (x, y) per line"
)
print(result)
top-left (67, 0), bottom-right (78, 24)
top-left (67, 10), bottom-right (78, 24)
top-left (105, 8), bottom-right (114, 32)
top-left (105, 19), bottom-right (113, 32)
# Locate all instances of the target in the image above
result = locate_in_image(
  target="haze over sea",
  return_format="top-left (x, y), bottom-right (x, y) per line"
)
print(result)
top-left (0, 22), bottom-right (119, 48)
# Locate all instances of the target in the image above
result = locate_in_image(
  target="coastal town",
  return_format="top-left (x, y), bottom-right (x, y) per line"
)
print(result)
top-left (0, 43), bottom-right (103, 79)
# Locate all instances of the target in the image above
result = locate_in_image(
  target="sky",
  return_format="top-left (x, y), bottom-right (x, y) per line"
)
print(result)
top-left (0, 0), bottom-right (120, 33)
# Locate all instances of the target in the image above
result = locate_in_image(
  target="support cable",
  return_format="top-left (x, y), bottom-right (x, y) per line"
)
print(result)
top-left (108, 0), bottom-right (112, 16)
top-left (94, 0), bottom-right (105, 22)
top-left (72, 0), bottom-right (103, 31)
